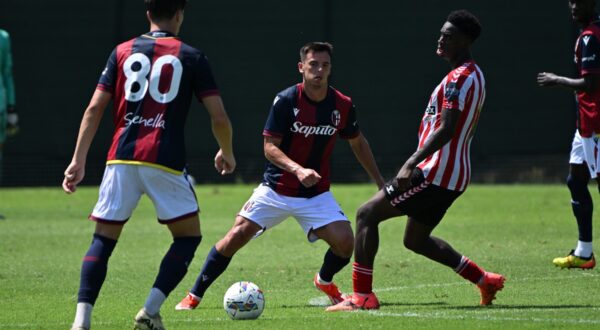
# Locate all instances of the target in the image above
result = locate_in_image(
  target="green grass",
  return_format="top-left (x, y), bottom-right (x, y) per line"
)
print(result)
top-left (0, 184), bottom-right (599, 329)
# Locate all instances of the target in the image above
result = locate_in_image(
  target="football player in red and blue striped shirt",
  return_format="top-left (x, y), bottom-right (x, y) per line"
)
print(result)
top-left (328, 10), bottom-right (505, 312)
top-left (62, 1), bottom-right (235, 329)
top-left (175, 42), bottom-right (385, 311)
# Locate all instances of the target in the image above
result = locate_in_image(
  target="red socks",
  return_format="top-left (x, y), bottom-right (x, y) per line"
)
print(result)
top-left (352, 262), bottom-right (373, 294)
top-left (455, 256), bottom-right (485, 284)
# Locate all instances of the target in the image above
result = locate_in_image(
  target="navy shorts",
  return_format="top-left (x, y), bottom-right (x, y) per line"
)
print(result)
top-left (383, 168), bottom-right (463, 226)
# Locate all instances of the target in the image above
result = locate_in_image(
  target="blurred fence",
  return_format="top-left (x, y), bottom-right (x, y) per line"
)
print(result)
top-left (0, 0), bottom-right (578, 186)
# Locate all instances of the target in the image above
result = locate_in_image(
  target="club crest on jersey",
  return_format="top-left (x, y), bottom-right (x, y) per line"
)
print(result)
top-left (331, 110), bottom-right (341, 127)
top-left (444, 82), bottom-right (459, 101)
top-left (243, 200), bottom-right (255, 212)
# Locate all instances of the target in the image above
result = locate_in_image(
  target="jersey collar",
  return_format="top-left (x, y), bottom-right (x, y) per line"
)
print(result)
top-left (145, 30), bottom-right (178, 39)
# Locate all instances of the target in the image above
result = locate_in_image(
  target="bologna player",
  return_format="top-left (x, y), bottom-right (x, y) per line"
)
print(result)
top-left (328, 10), bottom-right (505, 311)
top-left (62, 0), bottom-right (235, 329)
top-left (174, 42), bottom-right (385, 310)
top-left (538, 0), bottom-right (598, 270)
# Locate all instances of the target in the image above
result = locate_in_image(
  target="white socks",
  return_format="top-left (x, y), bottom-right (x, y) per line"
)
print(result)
top-left (316, 273), bottom-right (332, 285)
top-left (574, 240), bottom-right (593, 258)
top-left (143, 288), bottom-right (166, 316)
top-left (72, 302), bottom-right (93, 329)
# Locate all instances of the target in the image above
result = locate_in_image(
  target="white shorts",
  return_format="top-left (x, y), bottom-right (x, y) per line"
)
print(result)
top-left (90, 164), bottom-right (199, 223)
top-left (238, 184), bottom-right (349, 242)
top-left (569, 130), bottom-right (600, 179)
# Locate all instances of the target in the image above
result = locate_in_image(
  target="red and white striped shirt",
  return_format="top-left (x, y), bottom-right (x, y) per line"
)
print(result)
top-left (417, 61), bottom-right (485, 191)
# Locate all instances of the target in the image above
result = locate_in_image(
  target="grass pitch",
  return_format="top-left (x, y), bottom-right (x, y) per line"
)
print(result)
top-left (1, 184), bottom-right (599, 329)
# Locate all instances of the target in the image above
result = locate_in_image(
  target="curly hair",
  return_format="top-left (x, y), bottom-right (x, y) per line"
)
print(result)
top-left (447, 10), bottom-right (482, 42)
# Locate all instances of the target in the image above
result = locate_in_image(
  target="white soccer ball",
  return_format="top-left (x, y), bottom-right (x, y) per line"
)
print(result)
top-left (223, 281), bottom-right (265, 320)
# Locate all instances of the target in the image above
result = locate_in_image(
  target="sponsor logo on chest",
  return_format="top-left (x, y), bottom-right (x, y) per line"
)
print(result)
top-left (124, 112), bottom-right (166, 129)
top-left (290, 108), bottom-right (341, 137)
top-left (291, 121), bottom-right (337, 137)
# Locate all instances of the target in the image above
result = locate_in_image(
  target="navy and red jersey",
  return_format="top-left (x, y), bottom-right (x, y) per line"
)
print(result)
top-left (97, 30), bottom-right (219, 173)
top-left (262, 83), bottom-right (360, 197)
top-left (575, 17), bottom-right (600, 137)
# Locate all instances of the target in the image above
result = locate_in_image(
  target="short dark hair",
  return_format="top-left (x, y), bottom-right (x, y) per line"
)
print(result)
top-left (299, 42), bottom-right (333, 62)
top-left (145, 0), bottom-right (187, 21)
top-left (447, 10), bottom-right (481, 42)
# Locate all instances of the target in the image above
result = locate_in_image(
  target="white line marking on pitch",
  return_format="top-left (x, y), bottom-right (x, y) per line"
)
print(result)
top-left (307, 273), bottom-right (600, 324)
top-left (368, 310), bottom-right (600, 324)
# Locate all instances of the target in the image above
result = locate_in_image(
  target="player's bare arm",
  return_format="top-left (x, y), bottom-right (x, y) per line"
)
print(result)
top-left (347, 132), bottom-right (385, 189)
top-left (396, 107), bottom-right (460, 191)
top-left (203, 95), bottom-right (236, 175)
top-left (537, 72), bottom-right (599, 92)
top-left (263, 135), bottom-right (321, 187)
top-left (62, 90), bottom-right (111, 194)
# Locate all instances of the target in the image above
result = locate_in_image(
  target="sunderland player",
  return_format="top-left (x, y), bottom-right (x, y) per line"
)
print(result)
top-left (328, 10), bottom-right (505, 312)
top-left (0, 28), bottom-right (17, 186)
top-left (62, 1), bottom-right (235, 329)
top-left (537, 0), bottom-right (598, 270)
top-left (174, 42), bottom-right (385, 310)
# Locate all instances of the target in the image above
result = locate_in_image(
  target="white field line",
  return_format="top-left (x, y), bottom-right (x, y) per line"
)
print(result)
top-left (3, 274), bottom-right (598, 328)
top-left (375, 273), bottom-right (600, 293)
top-left (368, 310), bottom-right (600, 325)
top-left (307, 272), bottom-right (600, 324)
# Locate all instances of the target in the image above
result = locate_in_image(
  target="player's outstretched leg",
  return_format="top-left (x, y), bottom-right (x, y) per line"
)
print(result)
top-left (175, 216), bottom-right (261, 310)
top-left (403, 218), bottom-right (505, 306)
top-left (312, 221), bottom-right (354, 305)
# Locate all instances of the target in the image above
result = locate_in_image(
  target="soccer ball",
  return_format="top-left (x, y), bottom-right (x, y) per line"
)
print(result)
top-left (223, 281), bottom-right (265, 320)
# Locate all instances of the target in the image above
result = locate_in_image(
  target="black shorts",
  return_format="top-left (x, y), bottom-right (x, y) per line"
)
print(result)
top-left (383, 168), bottom-right (463, 226)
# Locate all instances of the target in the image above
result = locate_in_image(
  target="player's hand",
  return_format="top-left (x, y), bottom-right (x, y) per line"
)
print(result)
top-left (62, 162), bottom-right (85, 194)
top-left (395, 164), bottom-right (414, 192)
top-left (294, 167), bottom-right (321, 188)
top-left (215, 149), bottom-right (236, 175)
top-left (537, 72), bottom-right (558, 87)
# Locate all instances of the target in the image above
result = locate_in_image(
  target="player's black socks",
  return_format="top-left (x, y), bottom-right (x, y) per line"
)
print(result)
top-left (152, 236), bottom-right (201, 297)
top-left (78, 234), bottom-right (118, 304)
top-left (567, 174), bottom-right (593, 242)
top-left (190, 246), bottom-right (232, 297)
top-left (319, 248), bottom-right (351, 282)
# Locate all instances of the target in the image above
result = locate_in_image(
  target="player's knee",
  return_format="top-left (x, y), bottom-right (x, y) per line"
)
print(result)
top-left (356, 203), bottom-right (376, 227)
top-left (221, 221), bottom-right (257, 252)
top-left (331, 235), bottom-right (354, 258)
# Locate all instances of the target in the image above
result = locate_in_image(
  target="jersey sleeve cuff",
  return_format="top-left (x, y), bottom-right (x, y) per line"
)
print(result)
top-left (96, 84), bottom-right (114, 94)
top-left (581, 69), bottom-right (600, 75)
top-left (197, 89), bottom-right (220, 102)
top-left (263, 129), bottom-right (283, 138)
